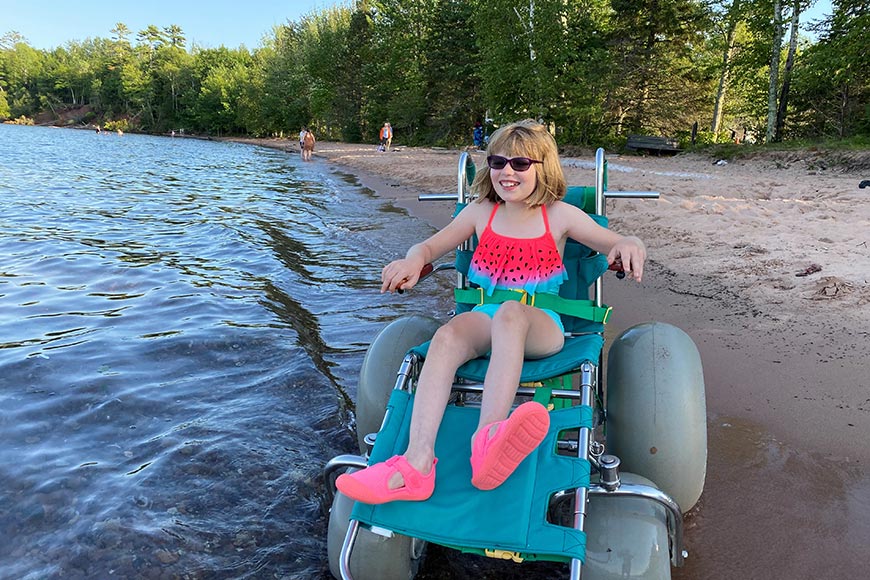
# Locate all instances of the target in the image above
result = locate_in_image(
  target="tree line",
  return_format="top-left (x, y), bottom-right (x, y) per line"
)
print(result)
top-left (0, 0), bottom-right (866, 148)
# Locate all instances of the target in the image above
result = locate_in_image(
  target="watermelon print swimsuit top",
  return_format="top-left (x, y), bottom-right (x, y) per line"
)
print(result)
top-left (468, 203), bottom-right (568, 296)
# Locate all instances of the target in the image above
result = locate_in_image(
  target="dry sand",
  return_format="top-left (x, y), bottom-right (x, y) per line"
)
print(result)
top-left (235, 137), bottom-right (870, 579)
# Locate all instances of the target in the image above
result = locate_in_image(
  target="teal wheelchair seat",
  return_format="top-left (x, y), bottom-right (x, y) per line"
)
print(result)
top-left (351, 389), bottom-right (594, 562)
top-left (409, 331), bottom-right (603, 383)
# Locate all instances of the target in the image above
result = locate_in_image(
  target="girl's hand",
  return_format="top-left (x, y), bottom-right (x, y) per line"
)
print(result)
top-left (607, 236), bottom-right (646, 282)
top-left (381, 258), bottom-right (424, 293)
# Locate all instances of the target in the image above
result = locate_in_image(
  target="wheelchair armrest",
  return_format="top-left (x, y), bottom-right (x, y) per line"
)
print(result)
top-left (396, 262), bottom-right (455, 293)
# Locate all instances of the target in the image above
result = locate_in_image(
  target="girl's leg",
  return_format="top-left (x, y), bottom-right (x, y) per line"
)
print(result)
top-left (477, 301), bottom-right (564, 430)
top-left (392, 311), bottom-right (492, 481)
top-left (338, 311), bottom-right (492, 503)
top-left (341, 311), bottom-right (491, 494)
top-left (466, 302), bottom-right (564, 490)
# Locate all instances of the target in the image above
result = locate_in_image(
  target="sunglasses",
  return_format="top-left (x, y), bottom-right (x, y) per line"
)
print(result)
top-left (486, 155), bottom-right (543, 172)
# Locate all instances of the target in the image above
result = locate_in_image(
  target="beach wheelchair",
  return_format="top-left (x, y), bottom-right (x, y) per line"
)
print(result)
top-left (324, 149), bottom-right (707, 579)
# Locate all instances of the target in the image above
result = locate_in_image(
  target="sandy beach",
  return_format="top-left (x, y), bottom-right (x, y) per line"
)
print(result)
top-left (235, 137), bottom-right (870, 578)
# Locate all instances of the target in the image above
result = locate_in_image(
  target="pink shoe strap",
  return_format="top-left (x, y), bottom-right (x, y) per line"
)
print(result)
top-left (385, 455), bottom-right (436, 488)
top-left (473, 420), bottom-right (505, 456)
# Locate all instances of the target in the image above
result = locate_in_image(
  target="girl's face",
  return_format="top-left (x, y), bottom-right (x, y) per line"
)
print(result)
top-left (489, 151), bottom-right (538, 203)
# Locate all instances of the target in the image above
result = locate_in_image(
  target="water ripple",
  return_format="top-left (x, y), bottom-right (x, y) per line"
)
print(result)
top-left (0, 124), bottom-right (446, 578)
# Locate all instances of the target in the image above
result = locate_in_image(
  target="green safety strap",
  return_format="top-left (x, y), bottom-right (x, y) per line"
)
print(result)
top-left (531, 386), bottom-right (553, 406)
top-left (454, 287), bottom-right (612, 324)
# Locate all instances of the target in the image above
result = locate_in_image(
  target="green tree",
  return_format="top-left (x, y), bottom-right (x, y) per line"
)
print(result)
top-left (546, 0), bottom-right (616, 144)
top-left (772, 0), bottom-right (803, 141)
top-left (196, 61), bottom-right (251, 134)
top-left (337, 1), bottom-right (374, 141)
top-left (419, 0), bottom-right (482, 145)
top-left (0, 38), bottom-right (45, 117)
top-left (111, 23), bottom-right (132, 43)
top-left (164, 25), bottom-right (186, 48)
top-left (185, 47), bottom-right (254, 134)
top-left (709, 0), bottom-right (747, 140)
top-left (119, 57), bottom-right (151, 121)
top-left (47, 43), bottom-right (95, 107)
top-left (299, 6), bottom-right (357, 138)
top-left (2, 0), bottom-right (865, 143)
top-left (260, 24), bottom-right (312, 135)
top-left (153, 41), bottom-right (193, 128)
top-left (474, 0), bottom-right (545, 123)
top-left (366, 0), bottom-right (440, 142)
top-left (607, 0), bottom-right (714, 137)
top-left (101, 27), bottom-right (136, 115)
top-left (790, 0), bottom-right (869, 139)
top-left (0, 86), bottom-right (10, 119)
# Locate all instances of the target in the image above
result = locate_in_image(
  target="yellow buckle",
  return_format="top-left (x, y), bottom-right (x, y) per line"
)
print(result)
top-left (603, 305), bottom-right (613, 324)
top-left (484, 549), bottom-right (525, 563)
top-left (477, 287), bottom-right (485, 306)
top-left (508, 288), bottom-right (530, 305)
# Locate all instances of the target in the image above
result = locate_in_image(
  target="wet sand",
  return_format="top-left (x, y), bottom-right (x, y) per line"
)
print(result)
top-left (607, 262), bottom-right (870, 579)
top-left (236, 138), bottom-right (870, 578)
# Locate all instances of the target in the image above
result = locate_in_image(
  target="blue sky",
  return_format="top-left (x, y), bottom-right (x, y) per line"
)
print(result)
top-left (3, 0), bottom-right (833, 51)
top-left (2, 0), bottom-right (338, 50)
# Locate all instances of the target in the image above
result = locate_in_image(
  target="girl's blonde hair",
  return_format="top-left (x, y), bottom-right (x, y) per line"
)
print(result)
top-left (471, 119), bottom-right (566, 208)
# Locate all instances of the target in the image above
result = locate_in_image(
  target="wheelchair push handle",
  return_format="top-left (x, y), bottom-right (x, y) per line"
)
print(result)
top-left (609, 258), bottom-right (627, 280)
top-left (395, 263), bottom-right (435, 294)
top-left (419, 262), bottom-right (435, 279)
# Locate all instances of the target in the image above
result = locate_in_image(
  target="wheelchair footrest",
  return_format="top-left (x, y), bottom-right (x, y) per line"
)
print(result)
top-left (350, 389), bottom-right (594, 563)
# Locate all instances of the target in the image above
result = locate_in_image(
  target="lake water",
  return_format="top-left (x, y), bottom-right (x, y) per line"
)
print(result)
top-left (0, 124), bottom-right (453, 578)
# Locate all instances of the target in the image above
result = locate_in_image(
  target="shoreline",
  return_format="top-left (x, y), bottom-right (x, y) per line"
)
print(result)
top-left (234, 136), bottom-right (870, 578)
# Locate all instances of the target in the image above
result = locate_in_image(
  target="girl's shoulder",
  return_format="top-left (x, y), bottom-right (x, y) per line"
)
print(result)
top-left (457, 198), bottom-right (495, 228)
top-left (548, 199), bottom-right (591, 217)
top-left (545, 200), bottom-right (594, 235)
top-left (547, 199), bottom-right (577, 211)
top-left (544, 199), bottom-right (580, 221)
top-left (464, 198), bottom-right (496, 215)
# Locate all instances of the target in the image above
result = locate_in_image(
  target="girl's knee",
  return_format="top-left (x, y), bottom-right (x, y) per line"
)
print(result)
top-left (430, 323), bottom-right (462, 348)
top-left (432, 324), bottom-right (457, 343)
top-left (492, 301), bottom-right (529, 328)
top-left (429, 318), bottom-right (489, 360)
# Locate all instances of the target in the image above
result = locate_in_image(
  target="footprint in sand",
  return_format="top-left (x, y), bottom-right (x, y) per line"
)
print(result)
top-left (805, 276), bottom-right (853, 300)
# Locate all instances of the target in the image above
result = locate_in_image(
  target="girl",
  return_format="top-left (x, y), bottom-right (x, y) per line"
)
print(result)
top-left (337, 119), bottom-right (646, 504)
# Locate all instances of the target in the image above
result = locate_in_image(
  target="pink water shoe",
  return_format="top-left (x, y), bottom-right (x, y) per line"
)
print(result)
top-left (471, 401), bottom-right (550, 491)
top-left (336, 455), bottom-right (437, 505)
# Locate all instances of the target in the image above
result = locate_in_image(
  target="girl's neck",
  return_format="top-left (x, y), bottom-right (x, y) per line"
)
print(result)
top-left (498, 200), bottom-right (541, 217)
top-left (492, 202), bottom-right (546, 237)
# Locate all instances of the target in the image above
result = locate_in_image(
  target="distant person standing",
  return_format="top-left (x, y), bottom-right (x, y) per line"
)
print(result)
top-left (473, 122), bottom-right (484, 148)
top-left (379, 122), bottom-right (393, 152)
top-left (302, 129), bottom-right (316, 162)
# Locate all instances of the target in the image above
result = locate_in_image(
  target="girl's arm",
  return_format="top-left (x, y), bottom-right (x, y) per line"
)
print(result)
top-left (558, 202), bottom-right (646, 282)
top-left (380, 202), bottom-right (483, 293)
